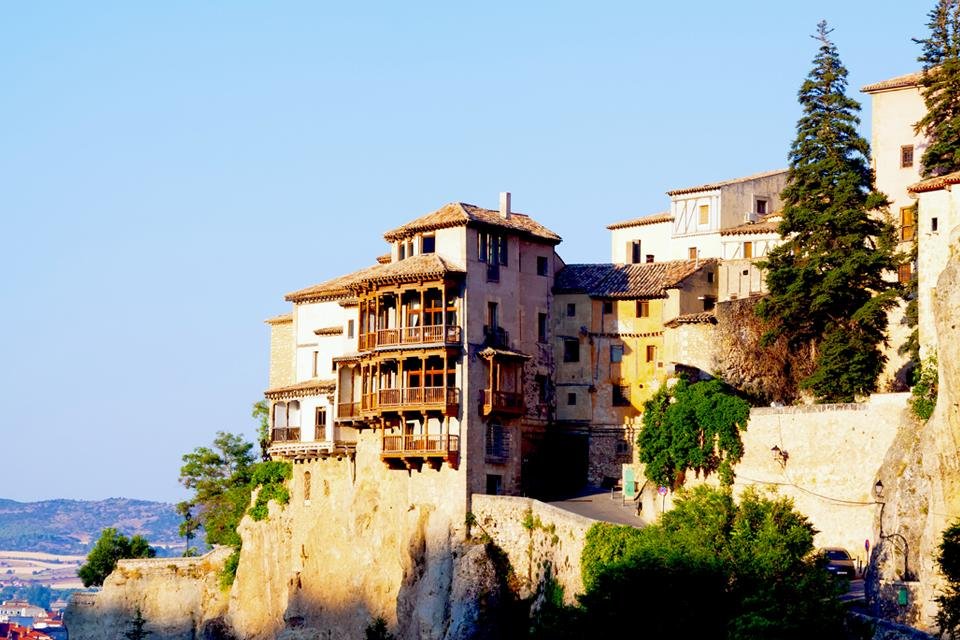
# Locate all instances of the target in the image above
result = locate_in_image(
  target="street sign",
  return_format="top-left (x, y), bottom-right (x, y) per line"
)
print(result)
top-left (865, 539), bottom-right (870, 553)
top-left (657, 485), bottom-right (668, 496)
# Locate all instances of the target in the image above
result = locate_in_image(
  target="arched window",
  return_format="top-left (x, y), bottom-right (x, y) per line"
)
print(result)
top-left (273, 402), bottom-right (288, 429)
top-left (303, 471), bottom-right (312, 502)
top-left (288, 400), bottom-right (301, 427)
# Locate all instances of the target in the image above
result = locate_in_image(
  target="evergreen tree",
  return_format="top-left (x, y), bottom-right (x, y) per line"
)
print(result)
top-left (124, 607), bottom-right (153, 640)
top-left (914, 0), bottom-right (960, 177)
top-left (758, 21), bottom-right (898, 403)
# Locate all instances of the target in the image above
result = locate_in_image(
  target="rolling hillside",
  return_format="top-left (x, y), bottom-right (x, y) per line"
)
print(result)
top-left (0, 498), bottom-right (182, 555)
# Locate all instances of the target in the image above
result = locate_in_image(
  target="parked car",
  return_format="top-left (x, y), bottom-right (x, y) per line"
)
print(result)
top-left (822, 547), bottom-right (856, 578)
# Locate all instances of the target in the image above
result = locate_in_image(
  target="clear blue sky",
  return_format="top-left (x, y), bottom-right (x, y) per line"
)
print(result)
top-left (0, 2), bottom-right (926, 502)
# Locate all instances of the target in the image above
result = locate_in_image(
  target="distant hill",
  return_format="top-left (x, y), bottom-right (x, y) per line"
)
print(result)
top-left (0, 498), bottom-right (182, 555)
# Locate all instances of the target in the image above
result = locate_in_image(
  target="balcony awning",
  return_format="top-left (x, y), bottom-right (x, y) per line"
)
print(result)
top-left (265, 379), bottom-right (336, 400)
top-left (479, 347), bottom-right (531, 361)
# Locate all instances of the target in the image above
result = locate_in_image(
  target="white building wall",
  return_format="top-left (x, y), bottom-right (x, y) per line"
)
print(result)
top-left (610, 220), bottom-right (673, 263)
top-left (718, 173), bottom-right (787, 229)
top-left (294, 301), bottom-right (350, 382)
top-left (915, 187), bottom-right (960, 358)
top-left (869, 85), bottom-right (925, 224)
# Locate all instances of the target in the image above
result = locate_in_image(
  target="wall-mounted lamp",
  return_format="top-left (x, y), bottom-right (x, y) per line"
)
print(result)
top-left (874, 479), bottom-right (884, 500)
top-left (771, 445), bottom-right (789, 467)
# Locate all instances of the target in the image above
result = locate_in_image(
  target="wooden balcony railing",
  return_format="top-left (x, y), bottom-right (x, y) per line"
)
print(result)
top-left (360, 387), bottom-right (460, 413)
top-left (381, 433), bottom-right (460, 456)
top-left (481, 389), bottom-right (524, 416)
top-left (271, 427), bottom-right (301, 442)
top-left (337, 402), bottom-right (361, 421)
top-left (357, 325), bottom-right (462, 351)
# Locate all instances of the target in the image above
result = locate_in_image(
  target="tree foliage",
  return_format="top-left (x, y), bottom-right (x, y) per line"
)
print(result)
top-left (915, 0), bottom-right (960, 177)
top-left (536, 487), bottom-right (845, 640)
top-left (252, 400), bottom-right (271, 461)
top-left (637, 378), bottom-right (750, 489)
top-left (910, 353), bottom-right (939, 420)
top-left (77, 528), bottom-right (155, 587)
top-left (936, 520), bottom-right (960, 636)
top-left (757, 21), bottom-right (898, 403)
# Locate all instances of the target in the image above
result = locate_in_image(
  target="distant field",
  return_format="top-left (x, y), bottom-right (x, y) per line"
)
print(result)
top-left (0, 550), bottom-right (85, 589)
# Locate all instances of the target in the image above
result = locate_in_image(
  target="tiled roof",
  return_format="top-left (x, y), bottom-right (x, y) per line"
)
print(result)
top-left (376, 253), bottom-right (392, 264)
top-left (861, 70), bottom-right (922, 93)
top-left (314, 326), bottom-right (344, 336)
top-left (606, 212), bottom-right (673, 230)
top-left (554, 259), bottom-right (716, 299)
top-left (665, 312), bottom-right (717, 328)
top-left (666, 169), bottom-right (788, 196)
top-left (265, 379), bottom-right (336, 399)
top-left (349, 253), bottom-right (465, 288)
top-left (720, 212), bottom-right (782, 236)
top-left (908, 170), bottom-right (960, 193)
top-left (383, 202), bottom-right (561, 244)
top-left (285, 264), bottom-right (382, 303)
top-left (264, 313), bottom-right (292, 325)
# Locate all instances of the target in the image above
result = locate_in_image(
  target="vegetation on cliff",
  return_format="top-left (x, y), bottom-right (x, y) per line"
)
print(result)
top-left (758, 21), bottom-right (898, 403)
top-left (915, 0), bottom-right (960, 178)
top-left (910, 354), bottom-right (939, 420)
top-left (78, 527), bottom-right (156, 587)
top-left (636, 378), bottom-right (750, 489)
top-left (534, 487), bottom-right (845, 639)
top-left (936, 518), bottom-right (960, 635)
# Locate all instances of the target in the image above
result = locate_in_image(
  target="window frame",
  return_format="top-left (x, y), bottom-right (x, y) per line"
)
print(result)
top-left (901, 144), bottom-right (915, 169)
top-left (636, 300), bottom-right (650, 318)
top-left (563, 338), bottom-right (580, 363)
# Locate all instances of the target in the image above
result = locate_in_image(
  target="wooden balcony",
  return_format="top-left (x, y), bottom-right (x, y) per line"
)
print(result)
top-left (267, 439), bottom-right (356, 462)
top-left (336, 401), bottom-right (362, 422)
top-left (271, 427), bottom-right (301, 442)
top-left (358, 325), bottom-right (462, 352)
top-left (361, 387), bottom-right (460, 415)
top-left (381, 433), bottom-right (459, 469)
top-left (481, 389), bottom-right (524, 417)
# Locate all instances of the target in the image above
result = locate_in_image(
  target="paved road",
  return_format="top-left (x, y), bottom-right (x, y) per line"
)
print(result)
top-left (546, 485), bottom-right (649, 527)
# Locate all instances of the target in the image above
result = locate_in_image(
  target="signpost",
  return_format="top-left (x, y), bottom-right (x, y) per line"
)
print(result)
top-left (658, 485), bottom-right (667, 511)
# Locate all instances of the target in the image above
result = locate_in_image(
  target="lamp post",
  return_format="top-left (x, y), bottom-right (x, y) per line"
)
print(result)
top-left (874, 478), bottom-right (910, 580)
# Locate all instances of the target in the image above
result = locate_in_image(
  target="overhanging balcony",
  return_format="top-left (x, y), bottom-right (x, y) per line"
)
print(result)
top-left (481, 390), bottom-right (524, 417)
top-left (362, 387), bottom-right (460, 416)
top-left (360, 324), bottom-right (462, 351)
top-left (381, 433), bottom-right (459, 469)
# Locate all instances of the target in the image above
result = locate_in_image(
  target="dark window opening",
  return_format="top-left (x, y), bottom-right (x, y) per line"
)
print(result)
top-left (602, 300), bottom-right (613, 314)
top-left (613, 385), bottom-right (631, 407)
top-left (536, 255), bottom-right (548, 276)
top-left (566, 303), bottom-right (576, 317)
top-left (421, 235), bottom-right (436, 254)
top-left (611, 344), bottom-right (623, 363)
top-left (567, 392), bottom-right (577, 406)
top-left (636, 300), bottom-right (649, 318)
top-left (645, 254), bottom-right (654, 263)
top-left (630, 240), bottom-right (642, 264)
top-left (537, 312), bottom-right (547, 343)
top-left (563, 338), bottom-right (580, 363)
top-left (901, 144), bottom-right (914, 168)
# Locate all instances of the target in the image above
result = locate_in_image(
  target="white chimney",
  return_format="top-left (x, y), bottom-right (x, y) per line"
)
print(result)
top-left (499, 192), bottom-right (511, 219)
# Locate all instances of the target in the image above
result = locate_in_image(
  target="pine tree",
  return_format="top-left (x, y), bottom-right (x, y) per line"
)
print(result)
top-left (758, 21), bottom-right (898, 403)
top-left (124, 607), bottom-right (153, 640)
top-left (914, 0), bottom-right (960, 177)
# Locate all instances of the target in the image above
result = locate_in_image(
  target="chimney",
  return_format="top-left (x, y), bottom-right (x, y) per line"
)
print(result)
top-left (499, 192), bottom-right (511, 219)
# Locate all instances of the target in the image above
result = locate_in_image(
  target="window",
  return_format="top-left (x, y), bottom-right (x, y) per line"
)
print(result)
top-left (536, 255), bottom-right (548, 276)
top-left (613, 384), bottom-right (631, 407)
top-left (707, 271), bottom-right (714, 283)
top-left (702, 296), bottom-right (716, 312)
top-left (421, 235), bottom-right (436, 254)
top-left (743, 241), bottom-right (753, 259)
top-left (303, 470), bottom-right (311, 502)
top-left (901, 207), bottom-right (916, 241)
top-left (315, 407), bottom-right (327, 440)
top-left (347, 319), bottom-right (355, 339)
top-left (756, 198), bottom-right (768, 215)
top-left (645, 254), bottom-right (654, 263)
top-left (602, 300), bottom-right (613, 315)
top-left (616, 441), bottom-right (631, 458)
top-left (630, 240), bottom-right (642, 264)
top-left (688, 247), bottom-right (698, 260)
top-left (636, 300), bottom-right (649, 318)
top-left (898, 263), bottom-right (912, 284)
top-left (901, 144), bottom-right (914, 168)
top-left (487, 302), bottom-right (499, 329)
top-left (537, 313), bottom-right (547, 343)
top-left (563, 338), bottom-right (580, 363)
top-left (566, 303), bottom-right (576, 317)
top-left (288, 400), bottom-right (301, 428)
top-left (486, 474), bottom-right (503, 495)
top-left (398, 243), bottom-right (406, 260)
top-left (611, 344), bottom-right (623, 363)
top-left (479, 231), bottom-right (508, 265)
top-left (312, 351), bottom-right (320, 378)
top-left (537, 375), bottom-right (550, 404)
top-left (646, 345), bottom-right (656, 363)
top-left (933, 217), bottom-right (940, 232)
top-left (698, 204), bottom-right (709, 225)
top-left (567, 392), bottom-right (577, 406)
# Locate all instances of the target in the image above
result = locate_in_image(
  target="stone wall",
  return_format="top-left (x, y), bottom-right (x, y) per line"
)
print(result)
top-left (470, 494), bottom-right (597, 605)
top-left (64, 546), bottom-right (234, 640)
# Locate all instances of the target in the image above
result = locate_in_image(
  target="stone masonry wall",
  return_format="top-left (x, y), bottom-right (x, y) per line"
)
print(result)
top-left (470, 494), bottom-right (596, 605)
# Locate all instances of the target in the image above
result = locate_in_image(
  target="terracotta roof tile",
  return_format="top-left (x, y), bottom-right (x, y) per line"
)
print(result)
top-left (665, 312), bottom-right (717, 328)
top-left (666, 169), bottom-right (788, 196)
top-left (862, 70), bottom-right (922, 93)
top-left (376, 253), bottom-right (392, 264)
top-left (264, 313), bottom-right (293, 325)
top-left (555, 259), bottom-right (716, 299)
top-left (720, 212), bottom-right (782, 236)
top-left (314, 326), bottom-right (344, 336)
top-left (908, 170), bottom-right (960, 193)
top-left (383, 202), bottom-right (561, 244)
top-left (265, 379), bottom-right (336, 399)
top-left (606, 212), bottom-right (673, 230)
top-left (285, 264), bottom-right (382, 303)
top-left (349, 253), bottom-right (465, 288)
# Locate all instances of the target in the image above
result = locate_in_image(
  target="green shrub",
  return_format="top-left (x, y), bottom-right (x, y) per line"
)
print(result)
top-left (910, 354), bottom-right (938, 421)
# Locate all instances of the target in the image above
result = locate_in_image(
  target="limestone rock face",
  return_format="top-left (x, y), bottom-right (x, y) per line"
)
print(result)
top-left (64, 547), bottom-right (233, 640)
